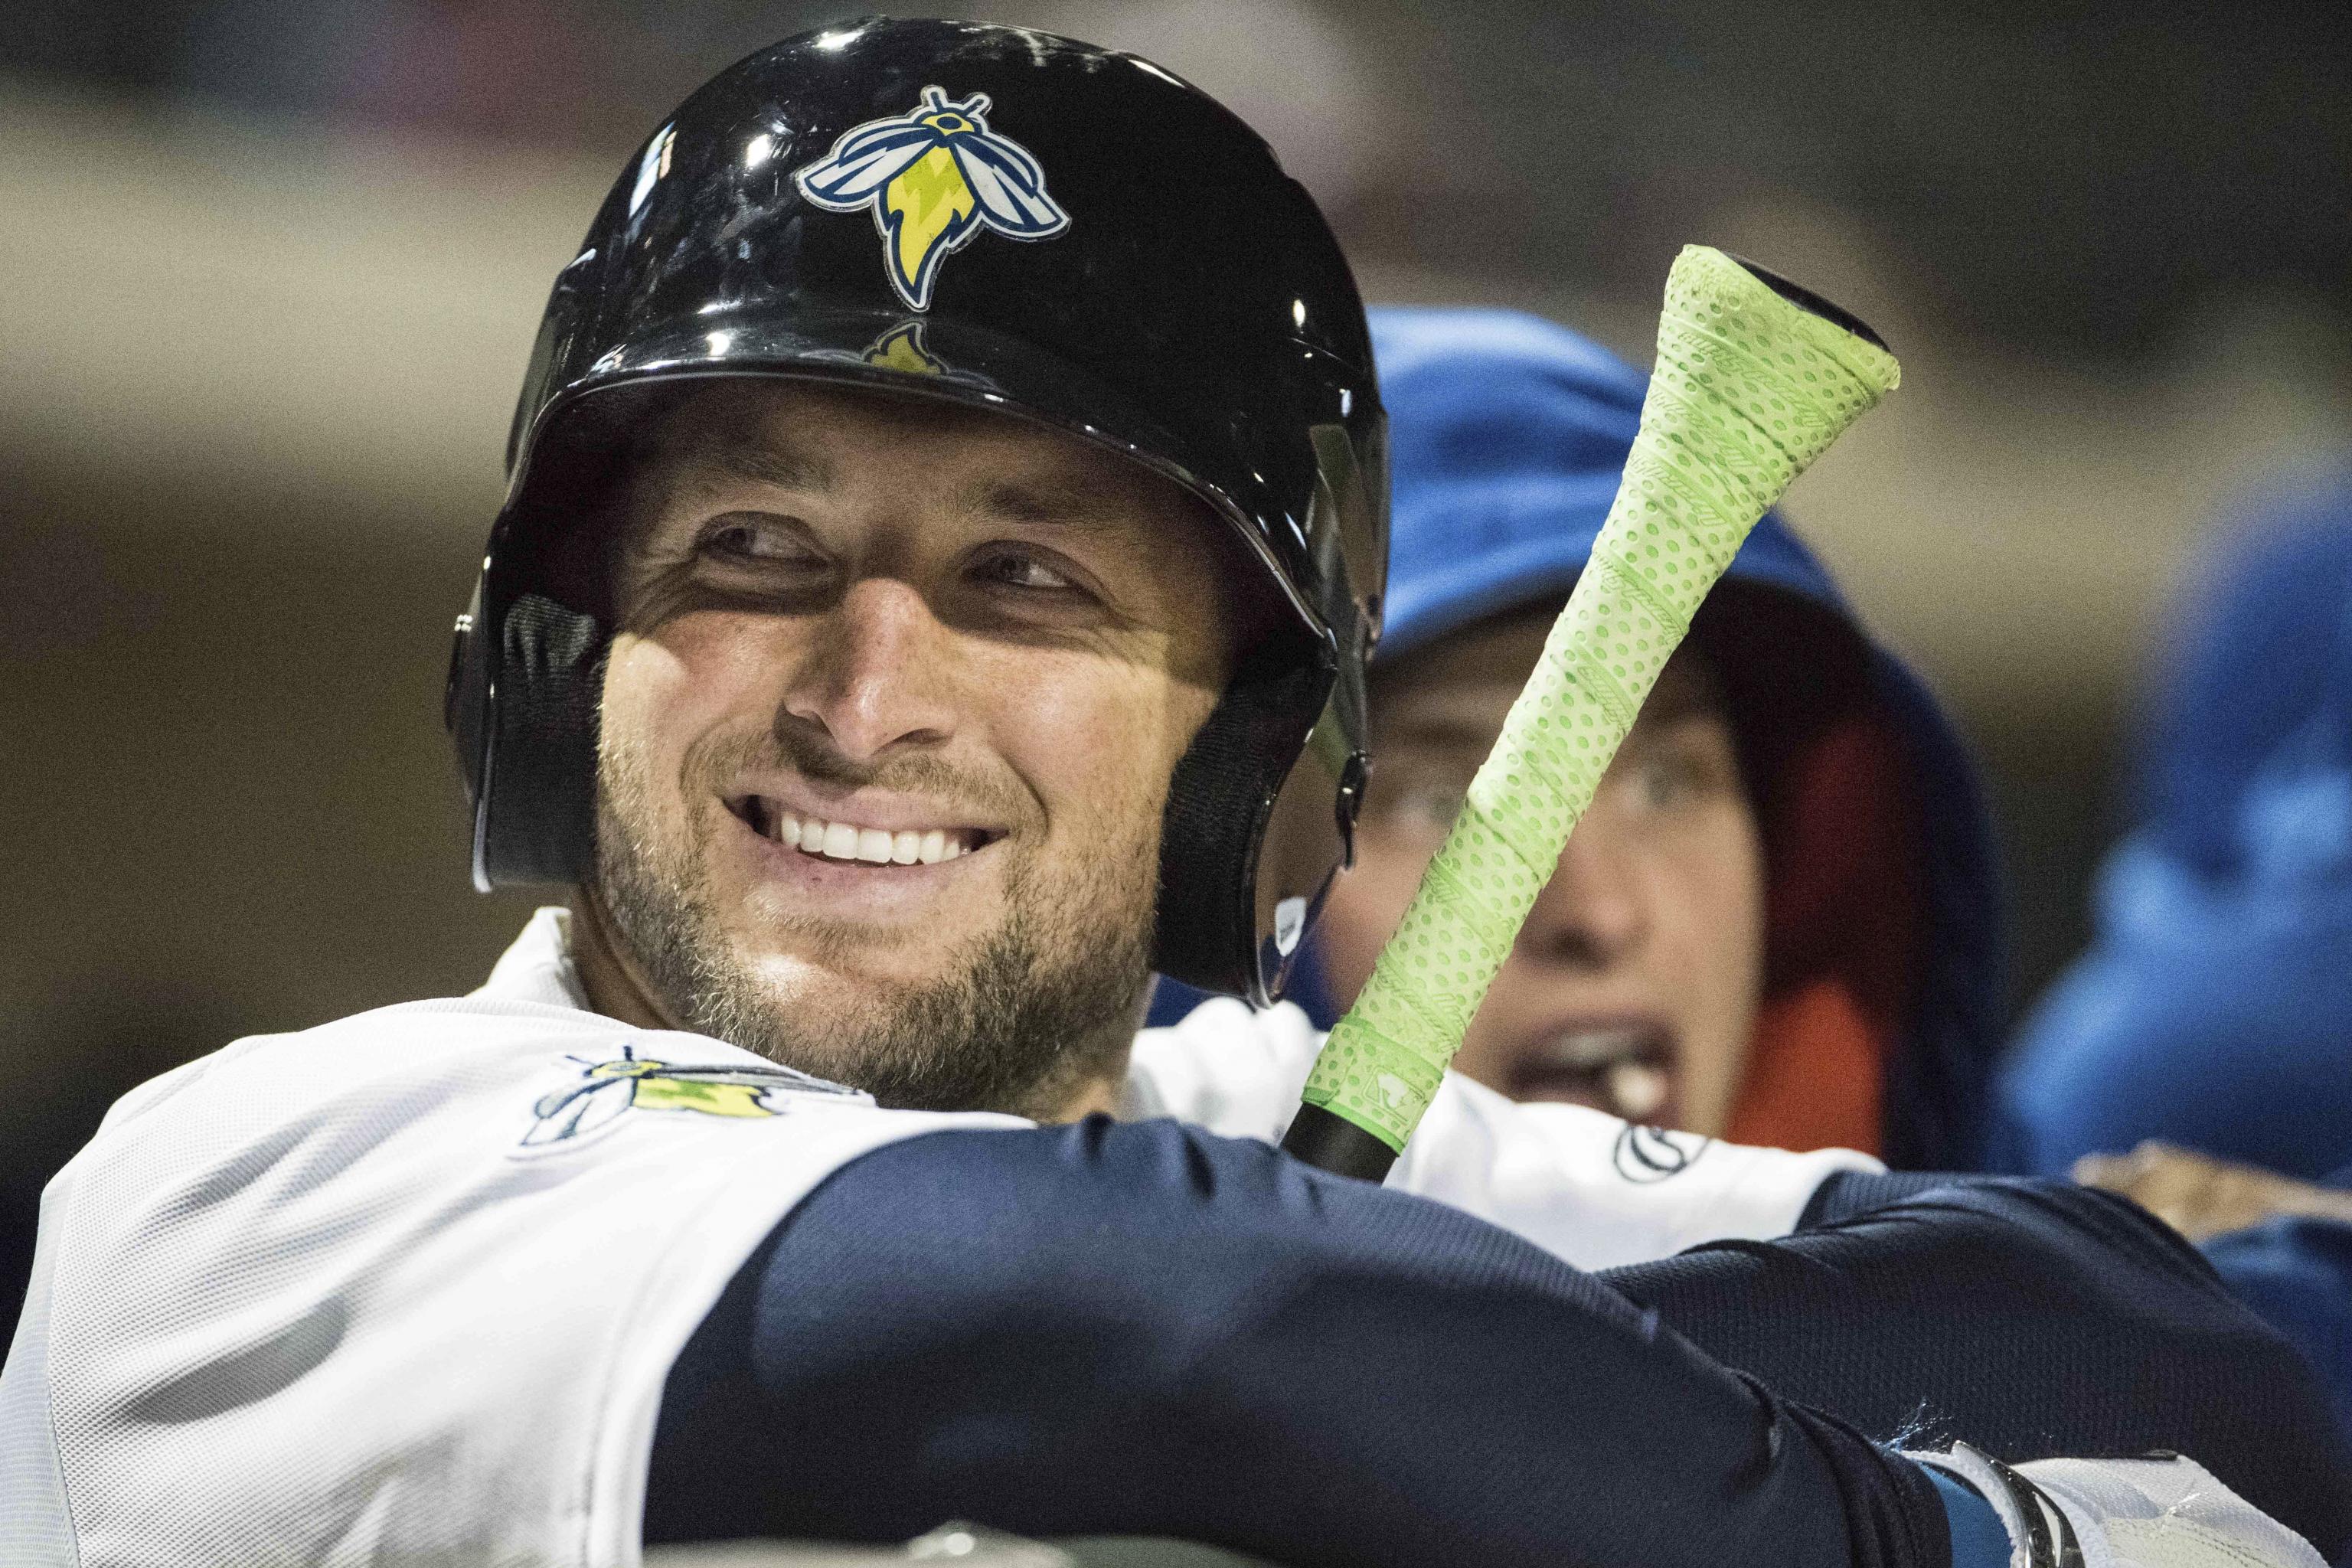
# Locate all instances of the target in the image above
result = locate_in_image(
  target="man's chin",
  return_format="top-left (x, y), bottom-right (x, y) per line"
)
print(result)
top-left (675, 946), bottom-right (930, 1090)
top-left (731, 942), bottom-right (943, 1020)
top-left (723, 881), bottom-right (1003, 966)
top-left (596, 801), bottom-right (1155, 1117)
top-left (724, 864), bottom-right (1004, 948)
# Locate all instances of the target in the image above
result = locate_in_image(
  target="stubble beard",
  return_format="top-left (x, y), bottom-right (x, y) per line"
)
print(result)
top-left (591, 727), bottom-right (1155, 1120)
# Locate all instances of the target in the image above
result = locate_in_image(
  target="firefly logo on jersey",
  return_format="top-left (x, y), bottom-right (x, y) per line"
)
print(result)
top-left (521, 1047), bottom-right (861, 1148)
top-left (795, 86), bottom-right (1071, 311)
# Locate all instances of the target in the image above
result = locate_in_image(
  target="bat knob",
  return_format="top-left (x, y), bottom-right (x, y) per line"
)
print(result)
top-left (1724, 254), bottom-right (1890, 353)
top-left (1280, 1102), bottom-right (1402, 1182)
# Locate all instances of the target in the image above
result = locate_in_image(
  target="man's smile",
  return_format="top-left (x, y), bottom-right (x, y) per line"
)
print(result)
top-left (710, 794), bottom-right (1006, 928)
top-left (727, 793), bottom-right (1001, 865)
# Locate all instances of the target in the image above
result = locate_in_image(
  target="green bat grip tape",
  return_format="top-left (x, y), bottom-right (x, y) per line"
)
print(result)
top-left (1295, 245), bottom-right (1901, 1158)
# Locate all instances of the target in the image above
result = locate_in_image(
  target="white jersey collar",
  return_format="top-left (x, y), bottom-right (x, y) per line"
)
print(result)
top-left (472, 905), bottom-right (597, 1013)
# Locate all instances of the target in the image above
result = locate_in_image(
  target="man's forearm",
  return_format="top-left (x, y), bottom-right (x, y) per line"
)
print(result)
top-left (648, 1119), bottom-right (1942, 1566)
top-left (1608, 1173), bottom-right (2352, 1556)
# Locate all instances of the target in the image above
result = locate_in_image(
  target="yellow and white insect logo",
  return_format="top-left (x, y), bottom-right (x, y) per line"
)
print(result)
top-left (795, 86), bottom-right (1070, 311)
top-left (522, 1047), bottom-right (859, 1147)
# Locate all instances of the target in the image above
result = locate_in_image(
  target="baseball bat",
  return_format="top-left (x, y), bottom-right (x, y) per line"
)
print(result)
top-left (1282, 245), bottom-right (1901, 1181)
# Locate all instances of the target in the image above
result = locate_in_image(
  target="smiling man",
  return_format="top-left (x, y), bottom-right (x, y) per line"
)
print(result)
top-left (2, 21), bottom-right (2344, 1568)
top-left (576, 381), bottom-right (1246, 1123)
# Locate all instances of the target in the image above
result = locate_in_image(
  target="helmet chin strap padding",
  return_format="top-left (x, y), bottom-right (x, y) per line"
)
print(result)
top-left (1152, 636), bottom-right (1337, 1004)
top-left (472, 593), bottom-right (605, 891)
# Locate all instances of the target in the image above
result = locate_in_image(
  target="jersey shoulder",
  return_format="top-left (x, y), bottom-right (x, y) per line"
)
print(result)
top-left (1121, 995), bottom-right (1322, 1141)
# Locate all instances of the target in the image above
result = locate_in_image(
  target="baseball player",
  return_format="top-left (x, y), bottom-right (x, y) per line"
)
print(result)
top-left (2, 21), bottom-right (2341, 1567)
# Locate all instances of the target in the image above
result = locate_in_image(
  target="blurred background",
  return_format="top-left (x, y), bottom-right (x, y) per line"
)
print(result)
top-left (5, 1), bottom-right (2349, 1334)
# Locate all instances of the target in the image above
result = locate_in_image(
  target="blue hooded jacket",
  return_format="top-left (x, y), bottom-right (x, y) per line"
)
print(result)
top-left (1993, 475), bottom-right (2352, 1457)
top-left (1155, 308), bottom-right (2006, 1170)
top-left (1995, 477), bottom-right (2352, 1181)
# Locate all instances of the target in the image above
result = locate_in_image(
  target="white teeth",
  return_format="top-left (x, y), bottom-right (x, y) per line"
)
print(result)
top-left (755, 802), bottom-right (980, 865)
top-left (1607, 1060), bottom-right (1670, 1120)
top-left (1544, 1029), bottom-right (1648, 1070)
top-left (1525, 1029), bottom-right (1671, 1119)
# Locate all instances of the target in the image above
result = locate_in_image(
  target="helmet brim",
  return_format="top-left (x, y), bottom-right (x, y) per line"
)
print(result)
top-left (505, 306), bottom-right (1338, 650)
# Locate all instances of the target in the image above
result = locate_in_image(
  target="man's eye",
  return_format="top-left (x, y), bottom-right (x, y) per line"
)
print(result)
top-left (1365, 761), bottom-right (1473, 835)
top-left (975, 549), bottom-right (1080, 593)
top-left (698, 515), bottom-right (808, 562)
top-left (1619, 742), bottom-right (1733, 815)
top-left (1631, 756), bottom-right (1694, 809)
top-left (1393, 780), bottom-right (1467, 831)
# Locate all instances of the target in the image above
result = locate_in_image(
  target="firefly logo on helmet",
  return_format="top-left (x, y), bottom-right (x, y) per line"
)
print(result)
top-left (795, 86), bottom-right (1071, 311)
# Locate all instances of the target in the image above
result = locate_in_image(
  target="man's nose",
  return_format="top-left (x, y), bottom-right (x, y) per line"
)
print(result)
top-left (778, 577), bottom-right (957, 762)
top-left (1515, 822), bottom-right (1650, 967)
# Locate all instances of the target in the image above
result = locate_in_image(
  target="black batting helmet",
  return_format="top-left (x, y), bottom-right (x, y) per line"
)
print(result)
top-left (446, 17), bottom-right (1386, 1003)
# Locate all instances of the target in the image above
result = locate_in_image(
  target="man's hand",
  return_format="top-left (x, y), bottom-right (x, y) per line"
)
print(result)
top-left (2074, 1140), bottom-right (2352, 1243)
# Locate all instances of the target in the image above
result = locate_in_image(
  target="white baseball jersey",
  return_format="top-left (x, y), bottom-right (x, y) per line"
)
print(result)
top-left (0, 909), bottom-right (1876, 1566)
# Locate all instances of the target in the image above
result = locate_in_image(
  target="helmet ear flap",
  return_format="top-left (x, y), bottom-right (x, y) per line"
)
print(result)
top-left (1151, 636), bottom-right (1349, 1004)
top-left (459, 588), bottom-right (607, 891)
top-left (447, 572), bottom-right (492, 836)
top-left (454, 389), bottom-right (657, 891)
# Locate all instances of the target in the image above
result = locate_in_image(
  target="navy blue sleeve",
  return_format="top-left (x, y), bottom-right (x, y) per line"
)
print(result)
top-left (646, 1117), bottom-right (1944, 1568)
top-left (2203, 1216), bottom-right (2352, 1455)
top-left (1798, 1167), bottom-right (1964, 1227)
top-left (1614, 1173), bottom-right (2352, 1557)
